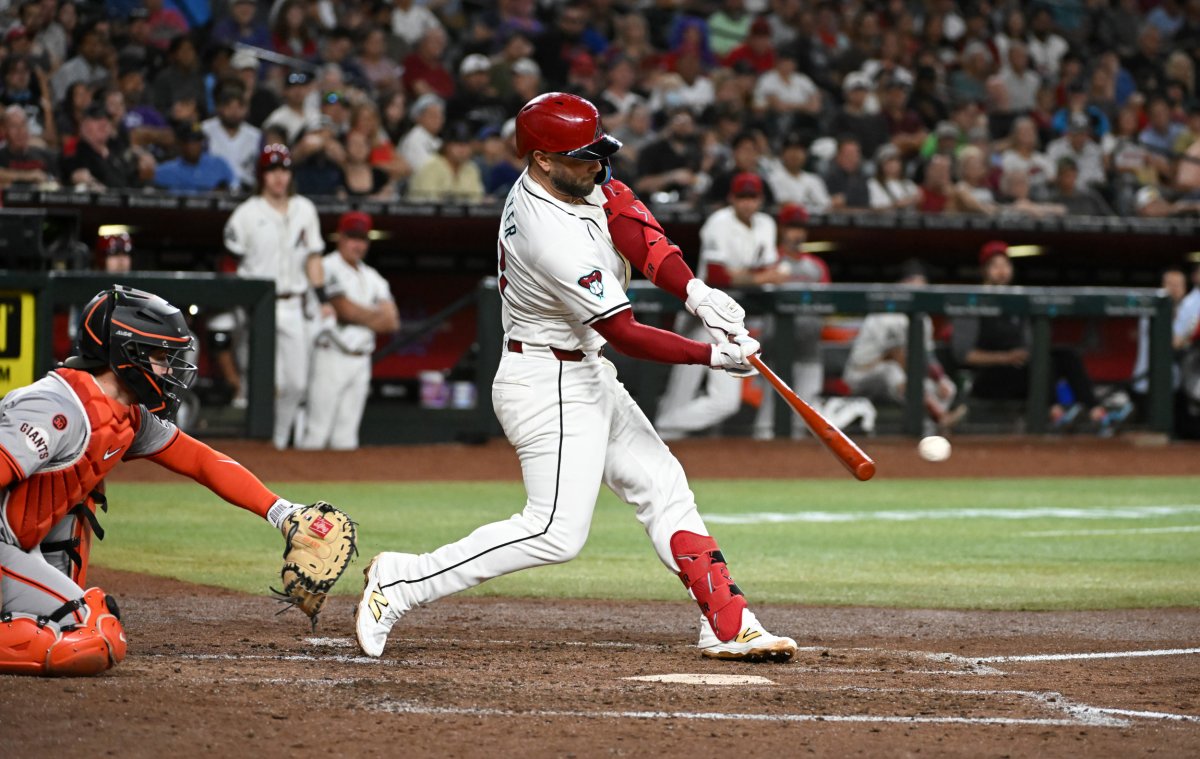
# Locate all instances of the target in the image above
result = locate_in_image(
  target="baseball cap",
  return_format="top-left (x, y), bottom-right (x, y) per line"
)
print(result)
top-left (843, 71), bottom-right (871, 93)
top-left (459, 53), bottom-right (491, 76)
top-left (730, 172), bottom-right (764, 198)
top-left (231, 49), bottom-right (258, 70)
top-left (750, 17), bottom-right (772, 36)
top-left (979, 240), bottom-right (1009, 266)
top-left (935, 121), bottom-right (959, 140)
top-left (778, 203), bottom-right (809, 227)
top-left (259, 143), bottom-right (292, 172)
top-left (337, 211), bottom-right (372, 239)
top-left (875, 143), bottom-right (901, 163)
top-left (411, 93), bottom-right (444, 118)
top-left (1066, 112), bottom-right (1091, 133)
top-left (512, 58), bottom-right (540, 77)
top-left (175, 121), bottom-right (205, 142)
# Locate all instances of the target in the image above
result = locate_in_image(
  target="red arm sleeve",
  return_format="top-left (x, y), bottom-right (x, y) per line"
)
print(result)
top-left (602, 179), bottom-right (695, 301)
top-left (592, 308), bottom-right (712, 365)
top-left (146, 432), bottom-right (278, 518)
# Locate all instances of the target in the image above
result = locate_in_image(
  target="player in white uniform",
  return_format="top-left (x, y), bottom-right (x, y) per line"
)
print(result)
top-left (223, 144), bottom-right (327, 449)
top-left (655, 173), bottom-right (788, 440)
top-left (300, 211), bottom-right (399, 450)
top-left (356, 93), bottom-right (797, 662)
top-left (843, 260), bottom-right (962, 432)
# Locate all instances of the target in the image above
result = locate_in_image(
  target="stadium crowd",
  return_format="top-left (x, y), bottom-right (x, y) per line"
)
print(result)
top-left (0, 0), bottom-right (1198, 217)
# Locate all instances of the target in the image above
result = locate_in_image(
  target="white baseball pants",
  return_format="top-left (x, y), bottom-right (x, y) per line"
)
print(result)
top-left (273, 297), bottom-right (314, 449)
top-left (300, 346), bottom-right (371, 450)
top-left (375, 346), bottom-right (709, 610)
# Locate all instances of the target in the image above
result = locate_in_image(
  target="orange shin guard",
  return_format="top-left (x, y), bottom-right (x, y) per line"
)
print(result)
top-left (0, 588), bottom-right (125, 676)
top-left (670, 531), bottom-right (747, 642)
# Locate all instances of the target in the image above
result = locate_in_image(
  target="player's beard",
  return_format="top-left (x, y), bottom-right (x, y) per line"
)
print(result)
top-left (549, 168), bottom-right (594, 200)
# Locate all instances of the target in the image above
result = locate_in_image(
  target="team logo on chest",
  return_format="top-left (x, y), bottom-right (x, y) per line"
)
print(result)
top-left (578, 269), bottom-right (604, 299)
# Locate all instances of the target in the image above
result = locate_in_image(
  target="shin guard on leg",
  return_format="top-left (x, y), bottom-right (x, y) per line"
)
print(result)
top-left (0, 589), bottom-right (126, 676)
top-left (670, 531), bottom-right (747, 642)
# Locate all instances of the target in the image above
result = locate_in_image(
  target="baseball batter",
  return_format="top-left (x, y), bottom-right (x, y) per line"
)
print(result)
top-left (0, 286), bottom-right (324, 676)
top-left (655, 172), bottom-right (786, 440)
top-left (223, 144), bottom-right (326, 449)
top-left (357, 93), bottom-right (797, 662)
top-left (300, 211), bottom-right (399, 450)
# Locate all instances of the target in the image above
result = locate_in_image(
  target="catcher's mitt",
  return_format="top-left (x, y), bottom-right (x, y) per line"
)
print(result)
top-left (272, 501), bottom-right (357, 629)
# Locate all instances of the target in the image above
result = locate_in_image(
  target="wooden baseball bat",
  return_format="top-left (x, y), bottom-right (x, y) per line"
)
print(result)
top-left (747, 354), bottom-right (876, 481)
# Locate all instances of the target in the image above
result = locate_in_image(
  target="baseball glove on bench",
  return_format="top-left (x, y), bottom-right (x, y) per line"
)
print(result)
top-left (272, 501), bottom-right (358, 629)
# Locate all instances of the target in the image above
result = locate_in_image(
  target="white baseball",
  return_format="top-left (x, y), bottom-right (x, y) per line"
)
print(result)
top-left (917, 435), bottom-right (952, 462)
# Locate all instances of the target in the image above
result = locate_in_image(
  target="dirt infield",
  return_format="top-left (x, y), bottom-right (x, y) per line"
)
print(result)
top-left (4, 438), bottom-right (1198, 757)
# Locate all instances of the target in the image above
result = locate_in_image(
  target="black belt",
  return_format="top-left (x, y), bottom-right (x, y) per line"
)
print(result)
top-left (507, 339), bottom-right (601, 362)
top-left (316, 338), bottom-right (370, 356)
top-left (277, 292), bottom-right (304, 300)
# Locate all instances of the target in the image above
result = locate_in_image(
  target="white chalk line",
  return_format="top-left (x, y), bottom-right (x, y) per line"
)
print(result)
top-left (975, 647), bottom-right (1200, 663)
top-left (147, 652), bottom-right (397, 665)
top-left (703, 504), bottom-right (1200, 525)
top-left (1022, 525), bottom-right (1200, 537)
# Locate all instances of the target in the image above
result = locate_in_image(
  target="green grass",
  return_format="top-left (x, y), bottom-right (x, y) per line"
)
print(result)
top-left (93, 477), bottom-right (1200, 610)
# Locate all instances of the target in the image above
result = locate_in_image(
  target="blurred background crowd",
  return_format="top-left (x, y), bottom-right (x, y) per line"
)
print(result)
top-left (1, 0), bottom-right (1199, 217)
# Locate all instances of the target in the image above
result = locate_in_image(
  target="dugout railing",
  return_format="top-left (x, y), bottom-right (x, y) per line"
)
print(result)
top-left (476, 279), bottom-right (1175, 439)
top-left (1, 271), bottom-right (276, 438)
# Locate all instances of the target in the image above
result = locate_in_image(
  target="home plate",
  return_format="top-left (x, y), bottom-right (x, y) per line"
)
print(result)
top-left (623, 674), bottom-right (775, 685)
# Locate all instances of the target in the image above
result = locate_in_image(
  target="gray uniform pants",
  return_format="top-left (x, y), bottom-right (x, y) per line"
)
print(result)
top-left (0, 517), bottom-right (87, 630)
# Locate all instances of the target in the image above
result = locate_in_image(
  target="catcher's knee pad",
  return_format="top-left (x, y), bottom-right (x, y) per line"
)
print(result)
top-left (0, 602), bottom-right (123, 677)
top-left (670, 531), bottom-right (747, 643)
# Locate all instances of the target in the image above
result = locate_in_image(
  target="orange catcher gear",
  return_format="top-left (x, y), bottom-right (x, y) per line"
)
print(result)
top-left (0, 587), bottom-right (126, 676)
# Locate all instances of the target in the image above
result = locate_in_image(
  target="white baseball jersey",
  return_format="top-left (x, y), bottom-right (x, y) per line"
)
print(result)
top-left (316, 251), bottom-right (394, 353)
top-left (697, 206), bottom-right (779, 279)
top-left (201, 117), bottom-right (262, 191)
top-left (224, 195), bottom-right (325, 296)
top-left (497, 170), bottom-right (631, 354)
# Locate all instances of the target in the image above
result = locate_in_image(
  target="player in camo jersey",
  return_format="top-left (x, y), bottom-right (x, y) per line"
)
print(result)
top-left (0, 286), bottom-right (319, 676)
top-left (356, 93), bottom-right (797, 663)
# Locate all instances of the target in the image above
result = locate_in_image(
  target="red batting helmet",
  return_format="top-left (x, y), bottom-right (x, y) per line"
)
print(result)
top-left (97, 231), bottom-right (132, 257)
top-left (514, 92), bottom-right (622, 160)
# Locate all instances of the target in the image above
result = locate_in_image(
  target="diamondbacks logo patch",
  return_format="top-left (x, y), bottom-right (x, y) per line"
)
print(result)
top-left (53, 414), bottom-right (68, 431)
top-left (578, 269), bottom-right (604, 299)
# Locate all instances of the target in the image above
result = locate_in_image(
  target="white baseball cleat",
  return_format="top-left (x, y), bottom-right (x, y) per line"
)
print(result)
top-left (354, 552), bottom-right (414, 658)
top-left (697, 608), bottom-right (798, 662)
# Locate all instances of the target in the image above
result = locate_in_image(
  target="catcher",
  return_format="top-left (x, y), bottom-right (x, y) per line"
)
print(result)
top-left (0, 286), bottom-right (356, 677)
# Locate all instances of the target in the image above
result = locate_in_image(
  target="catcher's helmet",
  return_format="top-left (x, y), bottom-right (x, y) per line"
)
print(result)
top-left (66, 286), bottom-right (197, 420)
top-left (515, 92), bottom-right (622, 161)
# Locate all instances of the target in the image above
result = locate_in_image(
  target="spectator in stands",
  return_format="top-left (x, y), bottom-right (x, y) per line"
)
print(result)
top-left (1047, 112), bottom-right (1107, 191)
top-left (340, 130), bottom-right (396, 200)
top-left (598, 56), bottom-right (646, 125)
top-left (264, 70), bottom-right (317, 145)
top-left (1000, 116), bottom-right (1055, 197)
top-left (62, 102), bottom-right (142, 190)
top-left (919, 97), bottom-right (978, 158)
top-left (831, 71), bottom-right (889, 158)
top-left (506, 57), bottom-right (543, 116)
top-left (407, 120), bottom-right (483, 203)
top-left (604, 13), bottom-right (659, 76)
top-left (917, 152), bottom-right (954, 213)
top-left (879, 71), bottom-right (925, 157)
top-left (706, 0), bottom-right (751, 59)
top-left (1027, 7), bottom-right (1069, 80)
top-left (51, 23), bottom-right (114, 104)
top-left (952, 240), bottom-right (1109, 431)
top-left (1125, 23), bottom-right (1166, 94)
top-left (952, 145), bottom-right (999, 214)
top-left (390, 0), bottom-right (443, 51)
top-left (380, 90), bottom-right (410, 145)
top-left (765, 132), bottom-right (832, 214)
top-left (708, 129), bottom-right (773, 206)
top-left (446, 54), bottom-right (507, 136)
top-left (824, 135), bottom-right (871, 210)
top-left (224, 51), bottom-right (273, 130)
top-left (212, 0), bottom-right (270, 49)
top-left (117, 8), bottom-right (165, 76)
top-left (153, 121), bottom-right (236, 194)
top-left (272, 0), bottom-right (318, 60)
top-left (151, 35), bottom-right (204, 120)
top-left (402, 25), bottom-right (455, 100)
top-left (867, 143), bottom-right (920, 211)
top-left (1000, 41), bottom-right (1040, 114)
top-left (357, 27), bottom-right (404, 97)
top-left (1139, 96), bottom-right (1184, 156)
top-left (348, 100), bottom-right (409, 182)
top-left (0, 105), bottom-right (58, 188)
top-left (634, 108), bottom-right (703, 202)
top-left (997, 167), bottom-right (1066, 218)
top-left (318, 91), bottom-right (351, 139)
top-left (1046, 156), bottom-right (1114, 215)
top-left (909, 64), bottom-right (948, 130)
top-left (291, 117), bottom-right (346, 197)
top-left (723, 16), bottom-right (775, 74)
top-left (752, 50), bottom-right (822, 137)
top-left (661, 48), bottom-right (716, 115)
top-left (609, 101), bottom-right (654, 174)
top-left (201, 83), bottom-right (260, 192)
top-left (949, 41), bottom-right (992, 105)
top-left (14, 4), bottom-right (53, 75)
top-left (0, 54), bottom-right (55, 148)
top-left (398, 93), bottom-right (445, 174)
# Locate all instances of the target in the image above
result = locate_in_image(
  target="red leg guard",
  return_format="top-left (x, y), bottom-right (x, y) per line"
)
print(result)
top-left (670, 531), bottom-right (747, 642)
top-left (0, 588), bottom-right (125, 676)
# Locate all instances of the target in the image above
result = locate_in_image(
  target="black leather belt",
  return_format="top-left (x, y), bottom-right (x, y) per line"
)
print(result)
top-left (507, 339), bottom-right (601, 362)
top-left (316, 338), bottom-right (370, 356)
top-left (276, 292), bottom-right (304, 300)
